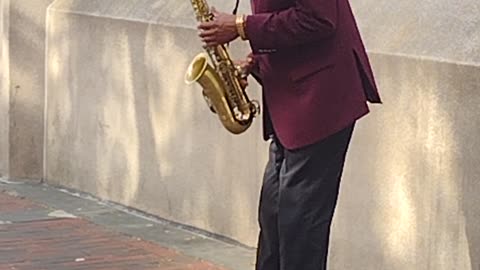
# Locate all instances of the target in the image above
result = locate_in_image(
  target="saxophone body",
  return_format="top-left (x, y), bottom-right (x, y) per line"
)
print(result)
top-left (185, 0), bottom-right (259, 134)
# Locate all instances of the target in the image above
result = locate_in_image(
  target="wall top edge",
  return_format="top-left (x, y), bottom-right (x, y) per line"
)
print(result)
top-left (48, 0), bottom-right (251, 27)
top-left (48, 0), bottom-right (480, 65)
top-left (350, 0), bottom-right (480, 66)
top-left (369, 51), bottom-right (480, 69)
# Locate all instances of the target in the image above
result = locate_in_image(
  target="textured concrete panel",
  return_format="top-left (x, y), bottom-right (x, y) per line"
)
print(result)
top-left (331, 54), bottom-right (480, 270)
top-left (0, 0), bottom-right (9, 177)
top-left (46, 1), bottom-right (266, 246)
top-left (8, 0), bottom-right (55, 180)
top-left (349, 0), bottom-right (480, 64)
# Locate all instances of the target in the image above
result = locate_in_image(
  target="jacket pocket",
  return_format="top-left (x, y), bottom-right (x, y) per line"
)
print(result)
top-left (289, 62), bottom-right (335, 83)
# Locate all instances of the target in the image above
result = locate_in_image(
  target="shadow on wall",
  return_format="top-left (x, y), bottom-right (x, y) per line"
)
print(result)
top-left (448, 63), bottom-right (480, 270)
top-left (8, 1), bottom-right (58, 180)
top-left (332, 54), bottom-right (480, 270)
top-left (45, 11), bottom-right (264, 245)
top-left (0, 0), bottom-right (9, 176)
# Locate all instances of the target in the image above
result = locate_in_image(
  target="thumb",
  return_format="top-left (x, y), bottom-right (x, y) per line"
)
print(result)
top-left (240, 78), bottom-right (249, 88)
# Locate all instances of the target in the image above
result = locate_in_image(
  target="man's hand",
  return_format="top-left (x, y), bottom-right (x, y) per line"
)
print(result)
top-left (235, 54), bottom-right (256, 75)
top-left (198, 7), bottom-right (239, 47)
top-left (234, 54), bottom-right (256, 88)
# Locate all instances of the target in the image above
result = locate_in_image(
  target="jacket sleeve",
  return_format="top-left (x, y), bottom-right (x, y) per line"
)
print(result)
top-left (245, 0), bottom-right (338, 53)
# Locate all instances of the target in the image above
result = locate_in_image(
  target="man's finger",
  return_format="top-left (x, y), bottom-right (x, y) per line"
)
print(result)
top-left (206, 40), bottom-right (219, 47)
top-left (201, 36), bottom-right (217, 44)
top-left (198, 21), bottom-right (216, 30)
top-left (240, 79), bottom-right (249, 88)
top-left (198, 29), bottom-right (216, 38)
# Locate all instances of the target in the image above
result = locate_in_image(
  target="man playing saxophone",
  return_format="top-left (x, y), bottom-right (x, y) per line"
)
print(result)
top-left (198, 0), bottom-right (381, 269)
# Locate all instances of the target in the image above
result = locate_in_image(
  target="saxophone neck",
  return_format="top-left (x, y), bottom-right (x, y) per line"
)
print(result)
top-left (192, 0), bottom-right (213, 22)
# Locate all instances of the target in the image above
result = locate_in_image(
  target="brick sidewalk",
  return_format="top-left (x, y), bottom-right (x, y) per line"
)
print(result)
top-left (0, 191), bottom-right (227, 270)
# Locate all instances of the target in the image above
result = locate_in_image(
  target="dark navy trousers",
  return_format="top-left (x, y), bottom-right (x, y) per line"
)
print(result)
top-left (256, 123), bottom-right (355, 270)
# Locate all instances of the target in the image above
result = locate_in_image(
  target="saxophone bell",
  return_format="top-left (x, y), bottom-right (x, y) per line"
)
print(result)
top-left (185, 52), bottom-right (209, 85)
top-left (185, 53), bottom-right (253, 134)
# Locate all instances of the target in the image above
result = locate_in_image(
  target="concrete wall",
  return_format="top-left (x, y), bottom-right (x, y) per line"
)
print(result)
top-left (3, 0), bottom-right (479, 269)
top-left (331, 55), bottom-right (480, 270)
top-left (335, 2), bottom-right (480, 268)
top-left (0, 0), bottom-right (8, 177)
top-left (349, 0), bottom-right (480, 64)
top-left (45, 0), bottom-right (265, 245)
top-left (8, 0), bottom-right (55, 180)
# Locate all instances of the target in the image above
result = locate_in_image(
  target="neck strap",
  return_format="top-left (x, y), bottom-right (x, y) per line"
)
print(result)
top-left (232, 0), bottom-right (240, 14)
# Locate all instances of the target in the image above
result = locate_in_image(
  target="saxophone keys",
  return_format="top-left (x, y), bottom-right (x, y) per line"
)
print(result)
top-left (251, 100), bottom-right (261, 116)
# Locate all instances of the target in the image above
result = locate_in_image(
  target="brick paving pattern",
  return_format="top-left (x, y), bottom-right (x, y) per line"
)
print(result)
top-left (0, 191), bottom-right (42, 213)
top-left (0, 192), bottom-right (227, 270)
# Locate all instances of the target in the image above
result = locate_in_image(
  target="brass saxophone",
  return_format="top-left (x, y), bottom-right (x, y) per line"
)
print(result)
top-left (185, 0), bottom-right (260, 134)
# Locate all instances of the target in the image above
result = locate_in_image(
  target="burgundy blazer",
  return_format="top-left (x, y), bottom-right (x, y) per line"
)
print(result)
top-left (245, 0), bottom-right (381, 149)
